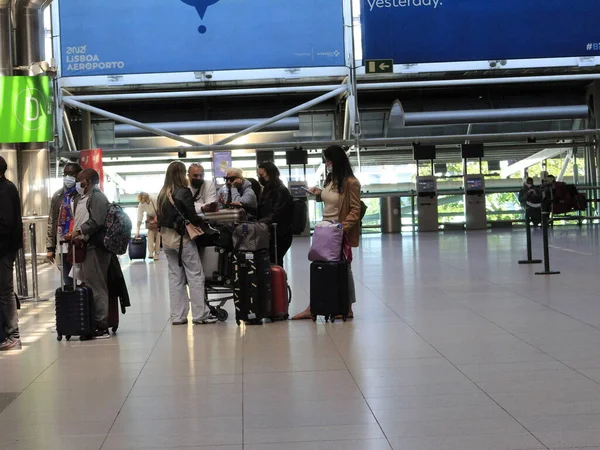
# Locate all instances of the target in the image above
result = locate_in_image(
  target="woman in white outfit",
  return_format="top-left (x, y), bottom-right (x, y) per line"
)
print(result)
top-left (135, 192), bottom-right (161, 260)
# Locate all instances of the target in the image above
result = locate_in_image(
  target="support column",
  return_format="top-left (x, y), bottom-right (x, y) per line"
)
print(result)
top-left (81, 110), bottom-right (93, 149)
top-left (16, 0), bottom-right (54, 257)
top-left (0, 1), bottom-right (18, 183)
top-left (587, 82), bottom-right (600, 211)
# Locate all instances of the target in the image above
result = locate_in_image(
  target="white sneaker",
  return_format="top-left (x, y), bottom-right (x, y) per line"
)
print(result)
top-left (193, 314), bottom-right (218, 325)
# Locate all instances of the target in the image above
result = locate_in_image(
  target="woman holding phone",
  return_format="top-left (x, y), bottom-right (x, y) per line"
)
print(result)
top-left (292, 145), bottom-right (362, 320)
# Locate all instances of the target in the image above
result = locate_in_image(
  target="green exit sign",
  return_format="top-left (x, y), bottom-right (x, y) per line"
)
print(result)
top-left (0, 76), bottom-right (54, 144)
top-left (365, 59), bottom-right (394, 74)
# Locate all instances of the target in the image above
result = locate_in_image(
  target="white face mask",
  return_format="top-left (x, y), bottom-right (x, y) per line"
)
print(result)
top-left (75, 182), bottom-right (86, 196)
top-left (64, 175), bottom-right (76, 189)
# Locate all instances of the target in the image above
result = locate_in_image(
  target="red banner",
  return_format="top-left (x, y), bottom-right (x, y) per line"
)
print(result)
top-left (79, 148), bottom-right (104, 190)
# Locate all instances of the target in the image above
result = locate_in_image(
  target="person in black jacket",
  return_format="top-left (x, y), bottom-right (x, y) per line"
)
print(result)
top-left (257, 161), bottom-right (294, 267)
top-left (0, 157), bottom-right (23, 350)
top-left (46, 162), bottom-right (82, 287)
top-left (157, 161), bottom-right (217, 325)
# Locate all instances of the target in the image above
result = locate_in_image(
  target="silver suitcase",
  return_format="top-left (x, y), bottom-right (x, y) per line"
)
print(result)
top-left (204, 209), bottom-right (247, 225)
top-left (199, 246), bottom-right (231, 285)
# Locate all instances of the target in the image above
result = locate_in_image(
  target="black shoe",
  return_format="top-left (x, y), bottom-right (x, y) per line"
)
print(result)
top-left (94, 329), bottom-right (111, 340)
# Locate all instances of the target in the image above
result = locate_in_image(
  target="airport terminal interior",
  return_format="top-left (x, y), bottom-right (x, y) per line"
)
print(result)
top-left (3, 0), bottom-right (600, 449)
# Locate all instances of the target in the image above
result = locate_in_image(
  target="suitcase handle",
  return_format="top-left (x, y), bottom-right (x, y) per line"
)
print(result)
top-left (272, 223), bottom-right (278, 263)
top-left (59, 240), bottom-right (79, 290)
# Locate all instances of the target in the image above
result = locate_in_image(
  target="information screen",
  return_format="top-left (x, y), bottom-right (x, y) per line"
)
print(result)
top-left (417, 179), bottom-right (435, 192)
top-left (466, 177), bottom-right (484, 191)
top-left (59, 0), bottom-right (345, 76)
top-left (362, 0), bottom-right (600, 64)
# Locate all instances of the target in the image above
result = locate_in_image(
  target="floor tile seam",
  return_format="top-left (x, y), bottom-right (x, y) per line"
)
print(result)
top-left (467, 308), bottom-right (600, 392)
top-left (0, 341), bottom-right (72, 417)
top-left (99, 316), bottom-right (172, 450)
top-left (244, 437), bottom-right (390, 447)
top-left (369, 302), bottom-right (551, 450)
top-left (319, 318), bottom-right (394, 450)
top-left (478, 266), bottom-right (600, 334)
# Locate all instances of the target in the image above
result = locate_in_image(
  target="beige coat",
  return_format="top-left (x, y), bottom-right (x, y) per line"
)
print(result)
top-left (319, 176), bottom-right (361, 247)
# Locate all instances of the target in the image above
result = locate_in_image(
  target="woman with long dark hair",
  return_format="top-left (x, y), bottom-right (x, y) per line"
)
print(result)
top-left (257, 161), bottom-right (294, 267)
top-left (292, 145), bottom-right (362, 319)
top-left (157, 161), bottom-right (217, 325)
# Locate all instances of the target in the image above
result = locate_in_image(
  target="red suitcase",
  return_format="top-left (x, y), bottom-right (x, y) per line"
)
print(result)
top-left (270, 224), bottom-right (291, 321)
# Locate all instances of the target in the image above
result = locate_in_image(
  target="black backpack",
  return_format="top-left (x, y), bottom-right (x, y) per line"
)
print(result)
top-left (291, 199), bottom-right (308, 234)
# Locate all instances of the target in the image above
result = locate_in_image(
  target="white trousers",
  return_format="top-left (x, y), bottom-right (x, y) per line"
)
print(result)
top-left (164, 241), bottom-right (210, 322)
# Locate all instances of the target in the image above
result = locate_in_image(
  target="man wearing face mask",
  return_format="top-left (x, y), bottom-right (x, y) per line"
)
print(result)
top-left (47, 162), bottom-right (83, 287)
top-left (66, 168), bottom-right (111, 340)
top-left (188, 163), bottom-right (218, 214)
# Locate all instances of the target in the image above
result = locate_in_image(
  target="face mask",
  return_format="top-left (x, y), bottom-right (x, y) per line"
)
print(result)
top-left (64, 175), bottom-right (76, 189)
top-left (191, 178), bottom-right (204, 189)
top-left (258, 176), bottom-right (267, 187)
top-left (75, 182), bottom-right (86, 196)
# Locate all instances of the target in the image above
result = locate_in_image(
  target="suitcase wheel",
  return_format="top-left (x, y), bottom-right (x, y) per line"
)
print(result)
top-left (236, 319), bottom-right (241, 326)
top-left (112, 327), bottom-right (118, 334)
top-left (216, 308), bottom-right (228, 322)
top-left (330, 316), bottom-right (335, 323)
top-left (57, 335), bottom-right (62, 342)
top-left (342, 316), bottom-right (347, 322)
top-left (311, 315), bottom-right (317, 322)
top-left (66, 336), bottom-right (72, 341)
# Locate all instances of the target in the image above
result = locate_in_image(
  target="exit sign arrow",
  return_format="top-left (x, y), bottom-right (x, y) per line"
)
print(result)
top-left (366, 59), bottom-right (394, 74)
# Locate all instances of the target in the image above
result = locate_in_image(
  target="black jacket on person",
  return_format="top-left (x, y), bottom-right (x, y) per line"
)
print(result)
top-left (0, 176), bottom-right (23, 258)
top-left (257, 181), bottom-right (294, 235)
top-left (158, 187), bottom-right (204, 233)
top-left (108, 254), bottom-right (130, 311)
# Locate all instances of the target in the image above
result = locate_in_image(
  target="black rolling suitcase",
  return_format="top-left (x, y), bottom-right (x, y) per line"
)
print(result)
top-left (232, 250), bottom-right (272, 325)
top-left (55, 245), bottom-right (95, 341)
top-left (128, 236), bottom-right (147, 260)
top-left (310, 261), bottom-right (350, 322)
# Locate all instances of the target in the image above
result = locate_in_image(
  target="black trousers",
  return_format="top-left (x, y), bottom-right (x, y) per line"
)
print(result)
top-left (0, 252), bottom-right (19, 340)
top-left (269, 233), bottom-right (293, 268)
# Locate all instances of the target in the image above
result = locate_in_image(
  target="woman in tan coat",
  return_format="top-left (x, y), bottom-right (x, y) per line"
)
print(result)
top-left (292, 145), bottom-right (362, 320)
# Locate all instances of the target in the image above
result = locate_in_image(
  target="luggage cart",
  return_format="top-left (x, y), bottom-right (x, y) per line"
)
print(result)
top-left (200, 245), bottom-right (234, 322)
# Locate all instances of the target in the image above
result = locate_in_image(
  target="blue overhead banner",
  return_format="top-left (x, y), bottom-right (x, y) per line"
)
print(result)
top-left (362, 0), bottom-right (600, 64)
top-left (59, 0), bottom-right (345, 77)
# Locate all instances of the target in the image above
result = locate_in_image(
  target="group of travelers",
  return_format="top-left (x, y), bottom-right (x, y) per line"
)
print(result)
top-left (143, 145), bottom-right (362, 326)
top-left (0, 145), bottom-right (362, 348)
top-left (47, 164), bottom-right (121, 340)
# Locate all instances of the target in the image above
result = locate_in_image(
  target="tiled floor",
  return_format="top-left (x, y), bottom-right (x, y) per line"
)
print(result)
top-left (4, 228), bottom-right (600, 449)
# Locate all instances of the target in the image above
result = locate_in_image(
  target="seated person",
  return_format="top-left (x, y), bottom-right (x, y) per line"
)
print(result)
top-left (217, 168), bottom-right (258, 215)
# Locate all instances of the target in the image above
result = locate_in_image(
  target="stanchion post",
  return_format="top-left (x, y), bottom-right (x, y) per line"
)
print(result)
top-left (535, 200), bottom-right (560, 276)
top-left (518, 208), bottom-right (542, 265)
top-left (410, 190), bottom-right (416, 233)
top-left (15, 248), bottom-right (28, 298)
top-left (26, 223), bottom-right (49, 302)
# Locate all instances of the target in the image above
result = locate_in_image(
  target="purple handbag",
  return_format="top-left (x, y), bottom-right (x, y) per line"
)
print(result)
top-left (308, 222), bottom-right (344, 262)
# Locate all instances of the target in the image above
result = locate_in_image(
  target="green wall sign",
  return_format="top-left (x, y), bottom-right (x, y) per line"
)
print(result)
top-left (0, 76), bottom-right (54, 144)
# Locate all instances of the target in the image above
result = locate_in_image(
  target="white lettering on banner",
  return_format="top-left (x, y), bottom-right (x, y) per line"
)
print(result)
top-left (367, 0), bottom-right (441, 12)
top-left (64, 45), bottom-right (125, 73)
